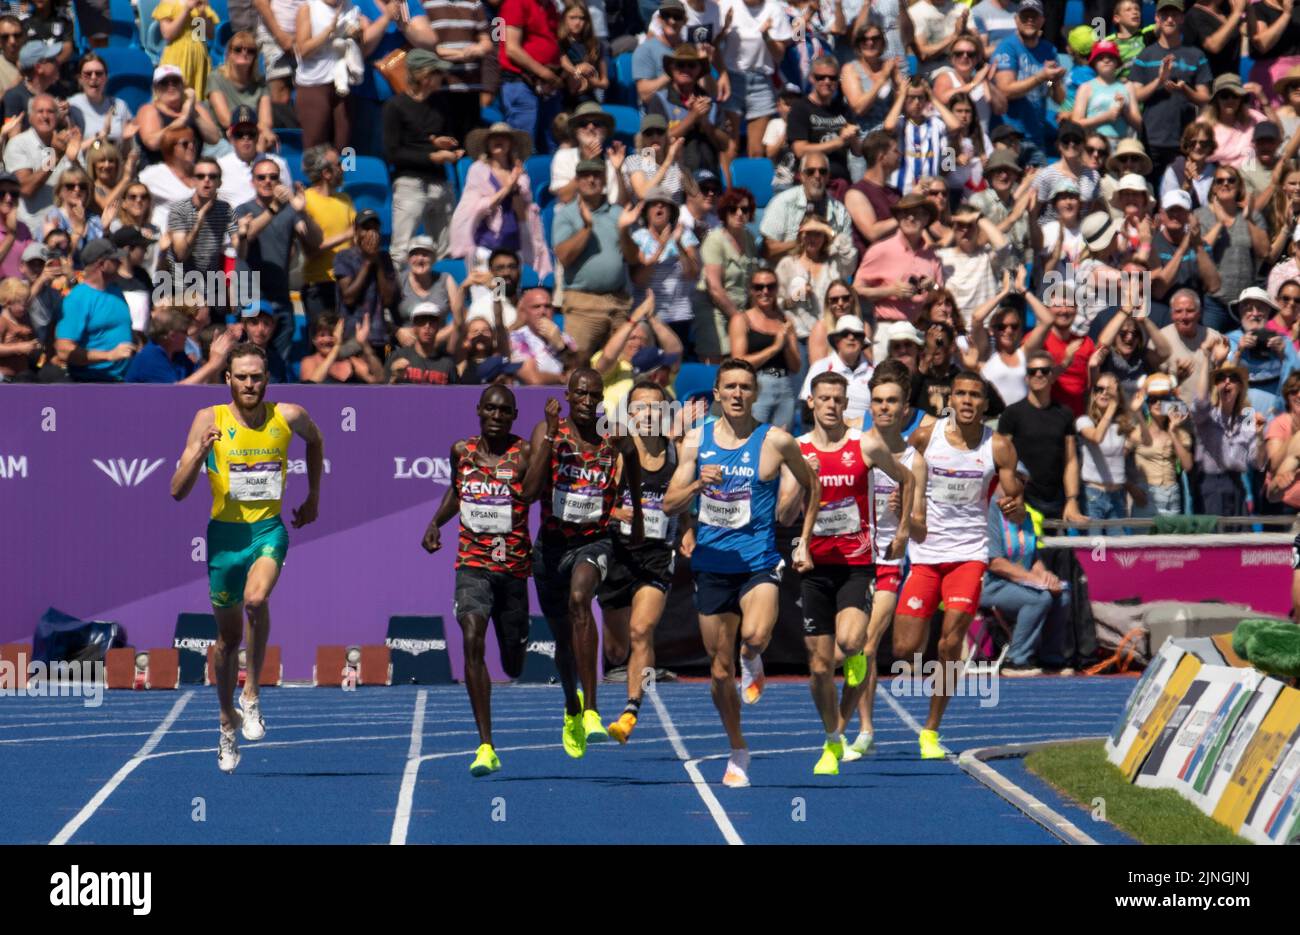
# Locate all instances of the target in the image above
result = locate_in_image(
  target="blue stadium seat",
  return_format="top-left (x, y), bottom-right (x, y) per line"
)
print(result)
top-left (344, 182), bottom-right (392, 235)
top-left (346, 154), bottom-right (390, 187)
top-left (210, 21), bottom-right (234, 66)
top-left (277, 129), bottom-right (304, 183)
top-left (274, 127), bottom-right (303, 151)
top-left (434, 257), bottom-right (468, 282)
top-left (729, 157), bottom-right (774, 208)
top-left (1240, 56), bottom-right (1254, 82)
top-left (457, 156), bottom-right (474, 193)
top-left (482, 103), bottom-right (505, 124)
top-left (1064, 0), bottom-right (1083, 29)
top-left (102, 47), bottom-right (155, 110)
top-left (521, 265), bottom-right (540, 289)
top-left (110, 75), bottom-right (153, 113)
top-left (141, 20), bottom-right (165, 65)
top-left (674, 362), bottom-right (718, 401)
top-left (107, 0), bottom-right (140, 47)
top-left (603, 104), bottom-right (641, 146)
top-left (206, 0), bottom-right (230, 29)
top-left (137, 0), bottom-right (163, 58)
top-left (541, 201), bottom-right (557, 248)
top-left (525, 154), bottom-right (553, 208)
top-left (610, 51), bottom-right (636, 106)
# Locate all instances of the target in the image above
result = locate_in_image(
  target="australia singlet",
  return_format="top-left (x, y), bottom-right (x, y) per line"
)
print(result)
top-left (208, 403), bottom-right (291, 523)
top-left (798, 429), bottom-right (873, 565)
top-left (540, 421), bottom-right (620, 542)
top-left (692, 420), bottom-right (781, 573)
top-left (907, 418), bottom-right (997, 566)
top-left (456, 435), bottom-right (531, 577)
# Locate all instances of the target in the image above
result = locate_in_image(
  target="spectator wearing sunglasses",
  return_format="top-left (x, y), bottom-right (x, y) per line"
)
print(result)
top-left (695, 186), bottom-right (761, 361)
top-left (67, 52), bottom-right (132, 144)
top-left (208, 31), bottom-right (276, 150)
top-left (1267, 278), bottom-right (1300, 352)
top-left (907, 0), bottom-right (969, 80)
top-left (1129, 0), bottom-right (1212, 183)
top-left (786, 54), bottom-right (861, 199)
top-left (633, 0), bottom-right (688, 105)
top-left (0, 16), bottom-right (22, 94)
top-left (1223, 287), bottom-right (1300, 416)
top-left (761, 151), bottom-right (853, 263)
top-left (1192, 349), bottom-right (1267, 516)
top-left (217, 105), bottom-right (292, 209)
top-left (1194, 164), bottom-right (1269, 333)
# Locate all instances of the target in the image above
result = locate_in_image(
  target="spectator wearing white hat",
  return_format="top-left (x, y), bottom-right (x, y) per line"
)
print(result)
top-left (1070, 210), bottom-right (1132, 333)
top-left (394, 235), bottom-right (462, 348)
top-left (871, 319), bottom-right (924, 378)
top-left (1224, 286), bottom-right (1300, 415)
top-left (1108, 173), bottom-right (1154, 256)
top-left (799, 313), bottom-right (873, 423)
top-left (135, 65), bottom-right (223, 164)
top-left (1036, 176), bottom-right (1085, 276)
top-left (1150, 187), bottom-right (1219, 327)
top-left (386, 301), bottom-right (460, 385)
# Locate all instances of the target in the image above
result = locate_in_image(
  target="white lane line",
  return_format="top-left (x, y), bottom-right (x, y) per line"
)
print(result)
top-left (389, 690), bottom-right (428, 846)
top-left (50, 691), bottom-right (195, 846)
top-left (647, 688), bottom-right (744, 846)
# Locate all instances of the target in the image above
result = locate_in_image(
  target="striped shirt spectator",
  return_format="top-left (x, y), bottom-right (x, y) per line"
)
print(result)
top-left (409, 0), bottom-right (491, 94)
top-left (890, 114), bottom-right (947, 196)
top-left (166, 188), bottom-right (235, 278)
top-left (631, 225), bottom-right (699, 324)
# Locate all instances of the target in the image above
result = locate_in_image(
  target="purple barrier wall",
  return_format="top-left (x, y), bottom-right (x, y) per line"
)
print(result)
top-left (2, 385), bottom-right (573, 681)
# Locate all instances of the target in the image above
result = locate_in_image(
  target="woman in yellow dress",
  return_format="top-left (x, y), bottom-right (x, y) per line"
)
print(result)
top-left (154, 0), bottom-right (221, 99)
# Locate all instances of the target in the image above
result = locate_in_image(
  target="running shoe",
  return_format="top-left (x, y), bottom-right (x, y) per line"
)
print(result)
top-left (583, 709), bottom-right (610, 743)
top-left (607, 712), bottom-right (637, 744)
top-left (238, 692), bottom-right (265, 742)
top-left (562, 709), bottom-right (586, 758)
top-left (722, 753), bottom-right (751, 788)
top-left (827, 733), bottom-right (845, 760)
top-left (740, 653), bottom-right (765, 705)
top-left (1000, 663), bottom-right (1043, 678)
top-left (469, 743), bottom-right (500, 777)
top-left (218, 714), bottom-right (241, 774)
top-left (843, 652), bottom-right (867, 688)
top-left (918, 728), bottom-right (945, 760)
top-left (840, 730), bottom-right (873, 762)
top-left (813, 743), bottom-right (840, 776)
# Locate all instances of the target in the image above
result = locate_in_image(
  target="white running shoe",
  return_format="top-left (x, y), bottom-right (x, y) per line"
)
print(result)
top-left (739, 653), bottom-right (765, 705)
top-left (239, 693), bottom-right (266, 741)
top-left (722, 758), bottom-right (751, 788)
top-left (218, 725), bottom-right (241, 773)
top-left (841, 731), bottom-right (874, 762)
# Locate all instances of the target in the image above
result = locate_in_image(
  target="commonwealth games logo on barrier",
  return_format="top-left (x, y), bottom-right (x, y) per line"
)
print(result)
top-left (93, 458), bottom-right (166, 488)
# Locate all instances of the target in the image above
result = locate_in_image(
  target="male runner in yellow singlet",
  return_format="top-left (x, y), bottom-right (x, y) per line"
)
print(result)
top-left (171, 343), bottom-right (324, 773)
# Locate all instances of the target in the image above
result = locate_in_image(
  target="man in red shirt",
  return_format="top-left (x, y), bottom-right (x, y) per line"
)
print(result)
top-left (1024, 282), bottom-right (1093, 417)
top-left (498, 0), bottom-right (565, 154)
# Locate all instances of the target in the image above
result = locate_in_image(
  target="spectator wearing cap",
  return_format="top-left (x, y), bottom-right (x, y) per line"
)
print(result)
top-left (775, 212), bottom-right (854, 349)
top-left (1244, 121), bottom-right (1297, 220)
top-left (1, 39), bottom-right (61, 125)
top-left (853, 190), bottom-right (943, 323)
top-left (646, 44), bottom-right (729, 175)
top-left (383, 49), bottom-right (463, 266)
top-left (550, 103), bottom-right (624, 205)
top-left (496, 0), bottom-right (565, 155)
top-left (991, 0), bottom-right (1064, 167)
top-left (153, 0), bottom-right (221, 98)
top-left (1204, 74), bottom-right (1270, 171)
top-left (1150, 188), bottom-right (1219, 326)
top-left (1072, 40), bottom-right (1139, 142)
top-left (936, 203), bottom-right (1013, 315)
top-left (1191, 342), bottom-right (1266, 516)
top-left (395, 0), bottom-right (493, 131)
top-left (1224, 287), bottom-right (1300, 415)
top-left (969, 149), bottom-right (1036, 268)
top-left (799, 313), bottom-right (873, 422)
top-left (234, 155), bottom-right (321, 369)
top-left (728, 266), bottom-right (801, 429)
top-left (594, 294), bottom-right (683, 411)
top-left (716, 0), bottom-right (791, 158)
top-left (0, 169), bottom-right (32, 280)
top-left (1194, 164), bottom-right (1268, 332)
top-left (299, 144), bottom-right (356, 323)
top-left (19, 241), bottom-right (59, 346)
top-left (452, 123), bottom-right (553, 275)
top-left (111, 225), bottom-right (155, 329)
top-left (998, 346), bottom-right (1087, 524)
top-left (761, 151), bottom-right (853, 263)
top-left (51, 237), bottom-right (135, 383)
top-left (509, 286), bottom-right (575, 384)
top-left (844, 130), bottom-right (901, 258)
top-left (300, 310), bottom-right (384, 383)
top-left (679, 168), bottom-right (721, 240)
top-left (68, 53), bottom-right (133, 145)
top-left (395, 234), bottom-right (462, 347)
top-left (4, 94), bottom-right (79, 234)
top-left (136, 65), bottom-right (223, 163)
top-left (335, 208), bottom-right (399, 355)
top-left (386, 301), bottom-right (460, 385)
top-left (694, 185), bottom-right (759, 360)
top-left (292, 0), bottom-right (391, 150)
top-left (1036, 177), bottom-right (1085, 273)
top-left (553, 156), bottom-right (632, 360)
top-left (0, 16), bottom-right (23, 95)
top-left (1130, 0), bottom-right (1212, 182)
top-left (217, 105), bottom-right (292, 208)
top-left (232, 300), bottom-right (289, 381)
top-left (765, 82), bottom-right (803, 195)
top-left (634, 0), bottom-right (688, 105)
top-left (208, 31), bottom-right (276, 149)
top-left (627, 185), bottom-right (700, 350)
top-left (1033, 120), bottom-right (1098, 223)
top-left (165, 156), bottom-right (233, 290)
top-left (125, 306), bottom-right (235, 384)
top-left (623, 112), bottom-right (683, 203)
top-left (882, 74), bottom-right (962, 196)
top-left (786, 53), bottom-right (863, 200)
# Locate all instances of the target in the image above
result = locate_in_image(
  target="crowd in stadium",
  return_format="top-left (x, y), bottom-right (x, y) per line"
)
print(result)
top-left (4, 0), bottom-right (1300, 524)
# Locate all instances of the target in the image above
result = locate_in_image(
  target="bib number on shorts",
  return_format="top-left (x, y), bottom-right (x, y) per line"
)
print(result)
top-left (699, 487), bottom-right (751, 528)
top-left (228, 461), bottom-right (283, 501)
top-left (460, 497), bottom-right (512, 534)
top-left (554, 486), bottom-right (604, 524)
top-left (931, 467), bottom-right (983, 505)
top-left (813, 496), bottom-right (861, 537)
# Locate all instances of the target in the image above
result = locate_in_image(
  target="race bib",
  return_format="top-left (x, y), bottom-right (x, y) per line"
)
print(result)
top-left (873, 483), bottom-right (896, 522)
top-left (700, 487), bottom-right (751, 529)
top-left (460, 496), bottom-right (512, 534)
top-left (931, 467), bottom-right (983, 505)
top-left (554, 485), bottom-right (604, 524)
top-left (813, 497), bottom-right (862, 537)
top-left (620, 492), bottom-right (670, 540)
top-left (228, 461), bottom-right (283, 501)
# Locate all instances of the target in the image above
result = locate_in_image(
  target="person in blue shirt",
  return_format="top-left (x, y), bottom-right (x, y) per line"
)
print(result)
top-left (991, 0), bottom-right (1064, 168)
top-left (52, 237), bottom-right (135, 382)
top-left (126, 307), bottom-right (236, 384)
top-left (1223, 287), bottom-right (1300, 417)
top-left (979, 496), bottom-right (1074, 676)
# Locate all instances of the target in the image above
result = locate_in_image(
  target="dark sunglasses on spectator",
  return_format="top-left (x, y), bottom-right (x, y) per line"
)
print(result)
top-left (575, 119), bottom-right (603, 129)
top-left (1214, 176), bottom-right (1236, 186)
top-left (1280, 294), bottom-right (1300, 305)
top-left (751, 282), bottom-right (777, 292)
top-left (125, 192), bottom-right (148, 200)
top-left (1085, 145), bottom-right (1107, 156)
top-left (0, 189), bottom-right (17, 200)
top-left (1193, 138), bottom-right (1214, 149)
top-left (642, 128), bottom-right (665, 137)
top-left (63, 182), bottom-right (87, 190)
top-left (1026, 366), bottom-right (1053, 376)
top-left (732, 204), bottom-right (754, 215)
top-left (234, 130), bottom-right (258, 140)
top-left (81, 69), bottom-right (106, 78)
top-left (862, 35), bottom-right (883, 44)
top-left (231, 45), bottom-right (256, 54)
top-left (661, 11), bottom-right (684, 21)
top-left (994, 321), bottom-right (1020, 331)
top-left (803, 167), bottom-right (829, 176)
top-left (1216, 373), bottom-right (1241, 384)
top-left (952, 49), bottom-right (976, 59)
top-left (0, 31), bottom-right (21, 40)
top-left (827, 294), bottom-right (853, 304)
top-left (194, 172), bottom-right (220, 180)
top-left (1115, 154), bottom-right (1142, 163)
top-left (700, 186), bottom-right (720, 195)
top-left (254, 172), bottom-right (280, 181)
top-left (813, 73), bottom-right (839, 83)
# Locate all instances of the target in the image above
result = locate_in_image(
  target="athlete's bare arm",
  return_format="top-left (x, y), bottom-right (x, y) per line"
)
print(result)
top-left (616, 437), bottom-right (645, 544)
top-left (664, 425), bottom-right (712, 515)
top-left (279, 403), bottom-right (324, 528)
top-left (170, 407), bottom-right (217, 502)
top-left (862, 430), bottom-right (913, 559)
top-left (992, 433), bottom-right (1025, 521)
top-left (771, 428), bottom-right (820, 572)
top-left (423, 441), bottom-right (467, 553)
top-left (907, 421), bottom-right (935, 542)
top-left (522, 397), bottom-right (561, 502)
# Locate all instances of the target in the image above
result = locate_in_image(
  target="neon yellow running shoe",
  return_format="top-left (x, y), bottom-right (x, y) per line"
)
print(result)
top-left (583, 709), bottom-right (610, 743)
top-left (918, 729), bottom-right (945, 759)
top-left (469, 743), bottom-right (500, 777)
top-left (563, 710), bottom-right (586, 758)
top-left (813, 744), bottom-right (840, 776)
top-left (843, 652), bottom-right (867, 688)
top-left (827, 734), bottom-right (844, 760)
top-left (607, 712), bottom-right (637, 743)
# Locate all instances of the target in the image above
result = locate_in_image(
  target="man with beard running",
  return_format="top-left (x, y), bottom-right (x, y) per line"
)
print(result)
top-left (170, 344), bottom-right (324, 773)
top-left (422, 385), bottom-right (534, 776)
top-left (524, 369), bottom-right (644, 758)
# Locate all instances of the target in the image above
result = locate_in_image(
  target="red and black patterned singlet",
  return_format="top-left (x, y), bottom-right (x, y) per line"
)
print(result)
top-left (455, 435), bottom-right (532, 577)
top-left (539, 421), bottom-right (620, 542)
